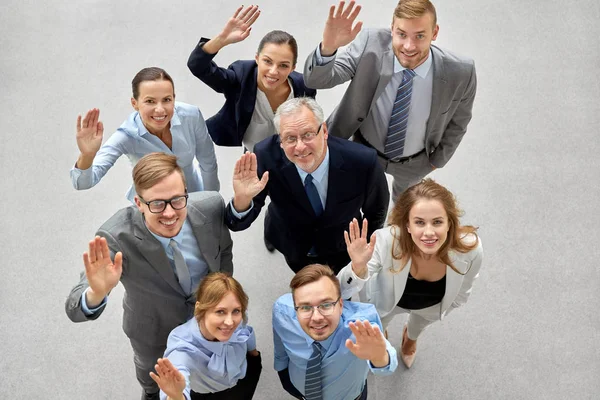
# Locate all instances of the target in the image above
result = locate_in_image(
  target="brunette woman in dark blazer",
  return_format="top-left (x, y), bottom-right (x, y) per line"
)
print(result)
top-left (187, 5), bottom-right (316, 152)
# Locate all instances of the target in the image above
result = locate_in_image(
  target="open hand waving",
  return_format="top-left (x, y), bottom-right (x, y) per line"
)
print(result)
top-left (321, 1), bottom-right (363, 56)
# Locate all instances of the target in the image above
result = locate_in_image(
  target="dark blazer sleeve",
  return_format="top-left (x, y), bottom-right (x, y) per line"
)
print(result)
top-left (289, 71), bottom-right (317, 99)
top-left (187, 37), bottom-right (239, 94)
top-left (216, 196), bottom-right (234, 274)
top-left (362, 151), bottom-right (390, 236)
top-left (64, 230), bottom-right (122, 323)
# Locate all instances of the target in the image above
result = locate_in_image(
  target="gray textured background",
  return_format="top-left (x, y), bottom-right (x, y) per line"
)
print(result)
top-left (1, 0), bottom-right (599, 399)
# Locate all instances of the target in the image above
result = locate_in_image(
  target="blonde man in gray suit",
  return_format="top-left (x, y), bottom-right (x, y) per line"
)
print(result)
top-left (304, 0), bottom-right (477, 200)
top-left (65, 153), bottom-right (233, 400)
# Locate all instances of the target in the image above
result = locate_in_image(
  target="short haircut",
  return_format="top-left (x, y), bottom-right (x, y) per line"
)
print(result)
top-left (257, 30), bottom-right (299, 66)
top-left (131, 67), bottom-right (175, 99)
top-left (393, 0), bottom-right (437, 27)
top-left (194, 273), bottom-right (249, 324)
top-left (290, 264), bottom-right (341, 301)
top-left (132, 152), bottom-right (186, 195)
top-left (273, 97), bottom-right (325, 134)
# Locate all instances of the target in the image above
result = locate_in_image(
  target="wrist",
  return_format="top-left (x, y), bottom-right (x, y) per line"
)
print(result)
top-left (319, 42), bottom-right (337, 57)
top-left (202, 36), bottom-right (228, 54)
top-left (232, 196), bottom-right (252, 212)
top-left (370, 351), bottom-right (390, 368)
top-left (351, 262), bottom-right (368, 278)
top-left (85, 288), bottom-right (107, 308)
top-left (167, 394), bottom-right (185, 400)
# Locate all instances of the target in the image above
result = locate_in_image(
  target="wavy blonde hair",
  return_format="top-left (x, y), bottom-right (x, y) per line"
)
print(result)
top-left (194, 273), bottom-right (249, 324)
top-left (388, 179), bottom-right (478, 274)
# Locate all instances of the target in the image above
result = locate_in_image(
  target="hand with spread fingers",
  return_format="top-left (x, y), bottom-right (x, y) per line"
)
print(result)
top-left (75, 108), bottom-right (104, 169)
top-left (344, 218), bottom-right (375, 278)
top-left (321, 1), bottom-right (363, 56)
top-left (83, 236), bottom-right (122, 307)
top-left (149, 358), bottom-right (186, 400)
top-left (232, 152), bottom-right (269, 212)
top-left (203, 5), bottom-right (261, 54)
top-left (345, 320), bottom-right (390, 368)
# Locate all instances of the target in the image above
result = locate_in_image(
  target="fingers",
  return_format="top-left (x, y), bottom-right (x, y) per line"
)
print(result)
top-left (259, 170), bottom-right (269, 187)
top-left (335, 1), bottom-right (345, 18)
top-left (97, 121), bottom-right (104, 136)
top-left (87, 237), bottom-right (98, 264)
top-left (149, 371), bottom-right (161, 384)
top-left (232, 5), bottom-right (243, 19)
top-left (159, 358), bottom-right (176, 370)
top-left (348, 3), bottom-right (362, 21)
top-left (369, 232), bottom-right (376, 249)
top-left (351, 21), bottom-right (363, 37)
top-left (113, 252), bottom-right (123, 271)
top-left (328, 5), bottom-right (335, 20)
top-left (361, 218), bottom-right (368, 240)
top-left (344, 230), bottom-right (350, 248)
top-left (345, 338), bottom-right (357, 352)
top-left (76, 114), bottom-right (82, 132)
top-left (244, 6), bottom-right (260, 26)
top-left (341, 1), bottom-right (356, 18)
top-left (100, 237), bottom-right (110, 260)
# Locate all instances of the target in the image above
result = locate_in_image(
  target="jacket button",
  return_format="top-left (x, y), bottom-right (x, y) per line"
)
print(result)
top-left (357, 118), bottom-right (364, 122)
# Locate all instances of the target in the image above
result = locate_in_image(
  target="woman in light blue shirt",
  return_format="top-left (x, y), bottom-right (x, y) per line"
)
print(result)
top-left (150, 273), bottom-right (261, 400)
top-left (71, 67), bottom-right (219, 202)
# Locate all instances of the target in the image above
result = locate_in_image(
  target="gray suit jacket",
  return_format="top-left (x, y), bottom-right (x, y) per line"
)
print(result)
top-left (65, 191), bottom-right (233, 347)
top-left (304, 28), bottom-right (477, 168)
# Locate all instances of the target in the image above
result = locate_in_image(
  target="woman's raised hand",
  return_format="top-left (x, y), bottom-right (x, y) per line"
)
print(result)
top-left (76, 108), bottom-right (104, 156)
top-left (344, 218), bottom-right (375, 278)
top-left (218, 5), bottom-right (261, 45)
top-left (149, 358), bottom-right (186, 400)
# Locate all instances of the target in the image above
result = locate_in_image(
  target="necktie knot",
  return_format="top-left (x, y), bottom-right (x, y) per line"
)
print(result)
top-left (404, 69), bottom-right (416, 79)
top-left (305, 174), bottom-right (314, 185)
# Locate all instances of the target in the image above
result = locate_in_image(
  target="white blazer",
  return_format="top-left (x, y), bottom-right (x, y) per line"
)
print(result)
top-left (338, 226), bottom-right (483, 326)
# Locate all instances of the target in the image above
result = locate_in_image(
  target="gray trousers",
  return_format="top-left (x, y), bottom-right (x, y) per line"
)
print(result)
top-left (129, 339), bottom-right (166, 395)
top-left (377, 152), bottom-right (435, 202)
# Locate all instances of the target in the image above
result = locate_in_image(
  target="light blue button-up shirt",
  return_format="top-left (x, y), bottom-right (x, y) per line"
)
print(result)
top-left (272, 293), bottom-right (398, 399)
top-left (161, 318), bottom-right (257, 399)
top-left (81, 218), bottom-right (208, 315)
top-left (70, 102), bottom-right (219, 203)
top-left (316, 46), bottom-right (433, 157)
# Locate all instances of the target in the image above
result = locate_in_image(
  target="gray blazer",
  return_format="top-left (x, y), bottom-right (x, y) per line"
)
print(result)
top-left (65, 191), bottom-right (233, 347)
top-left (304, 28), bottom-right (477, 168)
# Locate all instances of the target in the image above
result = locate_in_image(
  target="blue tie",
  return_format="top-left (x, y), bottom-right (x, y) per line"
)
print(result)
top-left (384, 69), bottom-right (416, 160)
top-left (304, 174), bottom-right (323, 216)
top-left (304, 342), bottom-right (323, 400)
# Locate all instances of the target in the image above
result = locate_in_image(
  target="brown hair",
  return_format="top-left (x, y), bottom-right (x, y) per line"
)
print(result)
top-left (131, 67), bottom-right (175, 99)
top-left (132, 152), bottom-right (186, 195)
top-left (388, 178), bottom-right (478, 274)
top-left (257, 30), bottom-right (298, 66)
top-left (194, 273), bottom-right (249, 324)
top-left (290, 264), bottom-right (341, 300)
top-left (393, 0), bottom-right (437, 27)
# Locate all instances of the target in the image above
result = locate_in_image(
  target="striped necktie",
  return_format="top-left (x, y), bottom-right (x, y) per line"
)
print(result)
top-left (304, 341), bottom-right (323, 400)
top-left (384, 69), bottom-right (416, 160)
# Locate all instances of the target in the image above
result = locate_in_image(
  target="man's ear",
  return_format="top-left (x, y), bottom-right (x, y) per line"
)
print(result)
top-left (131, 97), bottom-right (138, 111)
top-left (322, 122), bottom-right (329, 140)
top-left (134, 196), bottom-right (144, 213)
top-left (432, 24), bottom-right (439, 41)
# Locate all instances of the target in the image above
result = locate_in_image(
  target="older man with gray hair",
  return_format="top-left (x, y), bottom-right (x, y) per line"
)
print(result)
top-left (225, 97), bottom-right (389, 274)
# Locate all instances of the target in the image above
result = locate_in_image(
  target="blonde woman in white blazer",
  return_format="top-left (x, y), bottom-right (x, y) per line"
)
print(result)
top-left (337, 179), bottom-right (482, 368)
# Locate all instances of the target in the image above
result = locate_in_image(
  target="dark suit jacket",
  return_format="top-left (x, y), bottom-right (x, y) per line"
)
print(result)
top-left (225, 136), bottom-right (389, 263)
top-left (188, 38), bottom-right (317, 147)
top-left (65, 192), bottom-right (233, 347)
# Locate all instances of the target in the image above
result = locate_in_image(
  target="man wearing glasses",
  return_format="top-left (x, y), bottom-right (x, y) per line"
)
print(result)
top-left (225, 97), bottom-right (389, 274)
top-left (273, 264), bottom-right (398, 399)
top-left (65, 153), bottom-right (233, 400)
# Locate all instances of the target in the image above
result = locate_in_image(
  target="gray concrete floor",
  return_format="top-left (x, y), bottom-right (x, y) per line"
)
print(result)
top-left (1, 0), bottom-right (599, 399)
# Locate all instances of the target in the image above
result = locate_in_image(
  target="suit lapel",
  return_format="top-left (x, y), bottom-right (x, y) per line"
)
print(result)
top-left (187, 205), bottom-right (217, 272)
top-left (323, 145), bottom-right (348, 215)
top-left (440, 254), bottom-right (468, 318)
top-left (132, 212), bottom-right (186, 296)
top-left (372, 48), bottom-right (395, 148)
top-left (426, 46), bottom-right (448, 138)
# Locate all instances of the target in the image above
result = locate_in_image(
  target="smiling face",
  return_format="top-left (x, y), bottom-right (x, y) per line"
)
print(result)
top-left (391, 12), bottom-right (438, 70)
top-left (199, 291), bottom-right (243, 342)
top-left (279, 106), bottom-right (328, 173)
top-left (293, 276), bottom-right (343, 341)
top-left (255, 43), bottom-right (296, 92)
top-left (134, 170), bottom-right (187, 238)
top-left (407, 198), bottom-right (450, 256)
top-left (130, 79), bottom-right (175, 136)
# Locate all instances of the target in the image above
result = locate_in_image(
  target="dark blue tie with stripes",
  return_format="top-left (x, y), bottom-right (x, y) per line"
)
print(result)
top-left (304, 341), bottom-right (323, 400)
top-left (384, 69), bottom-right (416, 160)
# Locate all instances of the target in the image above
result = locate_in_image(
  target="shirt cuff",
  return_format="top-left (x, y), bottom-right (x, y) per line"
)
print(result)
top-left (315, 45), bottom-right (336, 65)
top-left (71, 164), bottom-right (93, 189)
top-left (247, 329), bottom-right (257, 352)
top-left (81, 287), bottom-right (107, 316)
top-left (368, 347), bottom-right (398, 375)
top-left (229, 198), bottom-right (254, 219)
top-left (351, 265), bottom-right (369, 282)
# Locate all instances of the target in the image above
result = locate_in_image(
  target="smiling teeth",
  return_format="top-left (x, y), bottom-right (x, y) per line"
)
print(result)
top-left (422, 239), bottom-right (436, 243)
top-left (153, 116), bottom-right (166, 120)
top-left (161, 219), bottom-right (176, 226)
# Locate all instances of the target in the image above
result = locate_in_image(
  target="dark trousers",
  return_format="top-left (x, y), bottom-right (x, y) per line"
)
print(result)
top-left (284, 250), bottom-right (350, 275)
top-left (190, 352), bottom-right (262, 400)
top-left (277, 368), bottom-right (368, 399)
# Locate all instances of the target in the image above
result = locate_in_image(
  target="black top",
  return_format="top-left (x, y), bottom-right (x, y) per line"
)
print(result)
top-left (397, 272), bottom-right (446, 310)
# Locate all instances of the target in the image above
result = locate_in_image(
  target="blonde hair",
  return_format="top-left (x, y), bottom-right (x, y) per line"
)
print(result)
top-left (132, 152), bottom-right (186, 195)
top-left (393, 0), bottom-right (437, 27)
top-left (388, 179), bottom-right (478, 274)
top-left (194, 273), bottom-right (249, 324)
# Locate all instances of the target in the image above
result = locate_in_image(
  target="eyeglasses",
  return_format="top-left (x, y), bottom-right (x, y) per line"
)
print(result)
top-left (294, 296), bottom-right (341, 319)
top-left (280, 124), bottom-right (322, 147)
top-left (138, 193), bottom-right (188, 213)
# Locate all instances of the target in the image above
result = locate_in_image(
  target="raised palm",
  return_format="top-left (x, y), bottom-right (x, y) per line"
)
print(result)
top-left (345, 320), bottom-right (387, 362)
top-left (84, 236), bottom-right (122, 298)
top-left (220, 5), bottom-right (261, 45)
top-left (233, 152), bottom-right (269, 200)
top-left (322, 1), bottom-right (363, 53)
top-left (150, 358), bottom-right (186, 399)
top-left (344, 218), bottom-right (376, 267)
top-left (76, 108), bottom-right (104, 156)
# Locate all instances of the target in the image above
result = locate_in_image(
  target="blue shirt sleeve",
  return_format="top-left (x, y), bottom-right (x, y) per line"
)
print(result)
top-left (229, 198), bottom-right (254, 219)
top-left (315, 45), bottom-right (336, 66)
top-left (272, 304), bottom-right (290, 372)
top-left (192, 107), bottom-right (220, 191)
top-left (70, 131), bottom-right (126, 190)
top-left (80, 287), bottom-right (107, 316)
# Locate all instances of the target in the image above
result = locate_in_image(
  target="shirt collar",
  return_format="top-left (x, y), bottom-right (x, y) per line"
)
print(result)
top-left (145, 216), bottom-right (189, 247)
top-left (393, 48), bottom-right (433, 78)
top-left (295, 146), bottom-right (330, 184)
